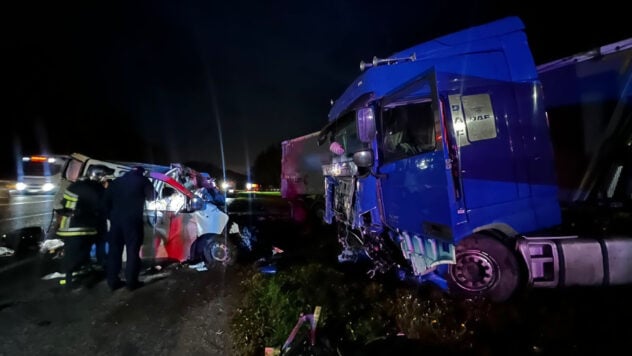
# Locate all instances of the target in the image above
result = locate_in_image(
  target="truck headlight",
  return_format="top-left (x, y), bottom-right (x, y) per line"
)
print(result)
top-left (42, 183), bottom-right (55, 192)
top-left (16, 182), bottom-right (27, 191)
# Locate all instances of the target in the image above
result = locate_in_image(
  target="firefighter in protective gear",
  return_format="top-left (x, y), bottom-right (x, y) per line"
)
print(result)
top-left (56, 166), bottom-right (107, 289)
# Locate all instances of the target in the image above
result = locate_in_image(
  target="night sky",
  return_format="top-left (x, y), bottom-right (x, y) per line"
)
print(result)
top-left (4, 0), bottom-right (629, 176)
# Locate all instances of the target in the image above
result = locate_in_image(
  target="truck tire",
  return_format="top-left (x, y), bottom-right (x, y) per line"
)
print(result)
top-left (202, 234), bottom-right (238, 267)
top-left (447, 234), bottom-right (520, 302)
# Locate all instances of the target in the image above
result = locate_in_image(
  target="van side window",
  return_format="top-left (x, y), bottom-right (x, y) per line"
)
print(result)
top-left (65, 159), bottom-right (83, 182)
top-left (382, 101), bottom-right (436, 162)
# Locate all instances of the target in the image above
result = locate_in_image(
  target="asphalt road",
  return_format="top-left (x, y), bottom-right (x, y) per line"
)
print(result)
top-left (0, 193), bottom-right (249, 355)
top-left (0, 194), bottom-right (56, 275)
top-left (0, 194), bottom-right (55, 237)
top-left (0, 257), bottom-right (244, 355)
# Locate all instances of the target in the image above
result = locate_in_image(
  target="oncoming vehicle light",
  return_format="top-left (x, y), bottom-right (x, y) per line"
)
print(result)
top-left (42, 183), bottom-right (55, 192)
top-left (245, 183), bottom-right (260, 191)
top-left (29, 156), bottom-right (47, 162)
top-left (16, 182), bottom-right (27, 191)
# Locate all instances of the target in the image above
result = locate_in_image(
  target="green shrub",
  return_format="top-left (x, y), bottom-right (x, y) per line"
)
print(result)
top-left (229, 263), bottom-right (492, 355)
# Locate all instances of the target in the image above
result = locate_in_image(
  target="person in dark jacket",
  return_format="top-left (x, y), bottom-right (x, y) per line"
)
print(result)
top-left (103, 166), bottom-right (155, 291)
top-left (56, 166), bottom-right (108, 290)
top-left (194, 172), bottom-right (226, 207)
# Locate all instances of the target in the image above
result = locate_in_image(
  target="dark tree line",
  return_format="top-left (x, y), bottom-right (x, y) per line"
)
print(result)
top-left (251, 143), bottom-right (282, 189)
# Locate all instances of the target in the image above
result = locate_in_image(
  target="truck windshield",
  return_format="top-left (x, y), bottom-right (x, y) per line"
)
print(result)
top-left (331, 112), bottom-right (364, 158)
top-left (19, 158), bottom-right (63, 178)
top-left (23, 162), bottom-right (61, 176)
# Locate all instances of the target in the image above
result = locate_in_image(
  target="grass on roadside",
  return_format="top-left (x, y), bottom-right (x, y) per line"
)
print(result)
top-left (229, 262), bottom-right (492, 356)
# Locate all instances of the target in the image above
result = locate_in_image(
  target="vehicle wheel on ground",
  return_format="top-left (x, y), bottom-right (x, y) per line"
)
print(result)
top-left (202, 234), bottom-right (238, 267)
top-left (6, 226), bottom-right (44, 256)
top-left (447, 233), bottom-right (521, 302)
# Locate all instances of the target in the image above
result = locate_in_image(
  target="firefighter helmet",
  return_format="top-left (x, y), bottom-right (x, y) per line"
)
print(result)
top-left (87, 165), bottom-right (108, 182)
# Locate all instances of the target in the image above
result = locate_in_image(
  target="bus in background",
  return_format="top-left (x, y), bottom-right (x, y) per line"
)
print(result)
top-left (11, 155), bottom-right (70, 195)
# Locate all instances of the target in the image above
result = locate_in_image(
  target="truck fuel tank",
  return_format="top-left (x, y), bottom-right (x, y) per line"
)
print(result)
top-left (517, 235), bottom-right (632, 288)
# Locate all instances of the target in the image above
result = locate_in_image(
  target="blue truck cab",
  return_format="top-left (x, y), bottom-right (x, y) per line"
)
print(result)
top-left (317, 16), bottom-right (632, 301)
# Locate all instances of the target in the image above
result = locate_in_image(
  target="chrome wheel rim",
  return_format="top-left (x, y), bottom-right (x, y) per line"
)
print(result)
top-left (210, 241), bottom-right (229, 262)
top-left (451, 249), bottom-right (499, 292)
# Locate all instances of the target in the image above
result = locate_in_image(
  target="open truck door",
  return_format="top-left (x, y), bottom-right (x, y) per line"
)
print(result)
top-left (376, 71), bottom-right (461, 273)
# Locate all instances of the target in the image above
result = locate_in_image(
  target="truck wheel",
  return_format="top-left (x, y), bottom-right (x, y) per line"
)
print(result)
top-left (447, 234), bottom-right (520, 302)
top-left (202, 234), bottom-right (238, 267)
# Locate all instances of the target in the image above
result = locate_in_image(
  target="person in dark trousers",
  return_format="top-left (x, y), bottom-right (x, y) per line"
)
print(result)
top-left (103, 166), bottom-right (155, 291)
top-left (56, 166), bottom-right (108, 290)
top-left (91, 175), bottom-right (111, 271)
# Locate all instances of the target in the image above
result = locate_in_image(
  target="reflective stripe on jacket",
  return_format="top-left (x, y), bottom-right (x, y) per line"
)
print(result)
top-left (56, 180), bottom-right (104, 238)
top-left (56, 226), bottom-right (98, 237)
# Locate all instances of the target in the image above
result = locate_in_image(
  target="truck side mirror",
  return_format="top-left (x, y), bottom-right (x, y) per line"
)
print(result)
top-left (356, 107), bottom-right (376, 143)
top-left (353, 149), bottom-right (374, 168)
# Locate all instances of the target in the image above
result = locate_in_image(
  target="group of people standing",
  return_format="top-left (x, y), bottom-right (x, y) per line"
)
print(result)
top-left (56, 165), bottom-right (155, 291)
